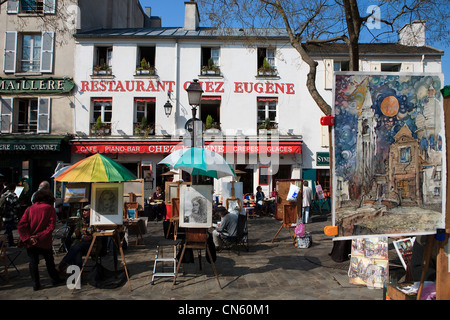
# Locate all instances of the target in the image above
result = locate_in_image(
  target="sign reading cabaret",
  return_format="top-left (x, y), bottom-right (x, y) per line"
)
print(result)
top-left (0, 77), bottom-right (75, 93)
top-left (80, 79), bottom-right (295, 94)
top-left (72, 141), bottom-right (301, 154)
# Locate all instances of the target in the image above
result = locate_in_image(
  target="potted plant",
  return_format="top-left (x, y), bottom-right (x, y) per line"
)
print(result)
top-left (134, 117), bottom-right (155, 137)
top-left (204, 115), bottom-right (221, 134)
top-left (258, 117), bottom-right (277, 135)
top-left (257, 57), bottom-right (277, 76)
top-left (136, 58), bottom-right (156, 76)
top-left (201, 58), bottom-right (220, 75)
top-left (91, 116), bottom-right (110, 136)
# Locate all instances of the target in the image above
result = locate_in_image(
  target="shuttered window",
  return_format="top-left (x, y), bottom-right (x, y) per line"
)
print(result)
top-left (38, 98), bottom-right (51, 133)
top-left (3, 31), bottom-right (54, 74)
top-left (0, 98), bottom-right (13, 134)
top-left (4, 32), bottom-right (17, 73)
top-left (7, 0), bottom-right (55, 14)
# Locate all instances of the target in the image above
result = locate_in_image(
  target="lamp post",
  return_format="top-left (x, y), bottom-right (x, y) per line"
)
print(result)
top-left (186, 79), bottom-right (203, 184)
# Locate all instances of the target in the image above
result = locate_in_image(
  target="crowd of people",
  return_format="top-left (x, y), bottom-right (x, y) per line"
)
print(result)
top-left (0, 179), bottom-right (315, 291)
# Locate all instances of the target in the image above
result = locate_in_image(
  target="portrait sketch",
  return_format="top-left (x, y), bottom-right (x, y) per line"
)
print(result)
top-left (180, 185), bottom-right (213, 228)
top-left (91, 183), bottom-right (124, 226)
top-left (333, 72), bottom-right (445, 239)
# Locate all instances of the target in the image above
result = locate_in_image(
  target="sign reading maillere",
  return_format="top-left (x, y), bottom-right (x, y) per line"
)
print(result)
top-left (80, 79), bottom-right (295, 94)
top-left (0, 78), bottom-right (75, 93)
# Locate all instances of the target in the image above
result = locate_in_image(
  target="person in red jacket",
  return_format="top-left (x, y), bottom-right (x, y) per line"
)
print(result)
top-left (17, 189), bottom-right (63, 291)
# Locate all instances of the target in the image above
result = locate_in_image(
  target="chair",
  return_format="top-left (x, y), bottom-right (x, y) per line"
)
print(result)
top-left (220, 213), bottom-right (249, 255)
top-left (53, 221), bottom-right (70, 255)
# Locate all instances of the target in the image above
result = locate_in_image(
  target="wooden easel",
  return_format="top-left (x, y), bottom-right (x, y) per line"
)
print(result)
top-left (166, 198), bottom-right (180, 239)
top-left (172, 228), bottom-right (221, 289)
top-left (72, 226), bottom-right (131, 292)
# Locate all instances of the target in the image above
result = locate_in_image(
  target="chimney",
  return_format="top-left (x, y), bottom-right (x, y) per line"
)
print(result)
top-left (399, 21), bottom-right (426, 46)
top-left (144, 7), bottom-right (151, 27)
top-left (144, 7), bottom-right (162, 28)
top-left (184, 0), bottom-right (200, 30)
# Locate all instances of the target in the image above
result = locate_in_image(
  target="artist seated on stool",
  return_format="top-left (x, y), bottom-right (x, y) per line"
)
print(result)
top-left (58, 204), bottom-right (98, 274)
top-left (150, 186), bottom-right (166, 221)
top-left (255, 186), bottom-right (266, 215)
top-left (212, 208), bottom-right (238, 250)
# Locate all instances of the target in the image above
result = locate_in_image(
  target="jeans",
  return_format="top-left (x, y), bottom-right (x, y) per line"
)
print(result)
top-left (61, 240), bottom-right (92, 269)
top-left (26, 247), bottom-right (60, 287)
top-left (302, 206), bottom-right (310, 224)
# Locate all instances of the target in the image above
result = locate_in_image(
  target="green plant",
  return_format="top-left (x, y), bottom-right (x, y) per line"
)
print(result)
top-left (205, 115), bottom-right (214, 129)
top-left (95, 116), bottom-right (105, 129)
top-left (258, 57), bottom-right (276, 74)
top-left (201, 58), bottom-right (220, 73)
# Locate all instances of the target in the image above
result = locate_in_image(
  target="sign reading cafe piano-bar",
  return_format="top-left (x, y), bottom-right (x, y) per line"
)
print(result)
top-left (0, 77), bottom-right (75, 93)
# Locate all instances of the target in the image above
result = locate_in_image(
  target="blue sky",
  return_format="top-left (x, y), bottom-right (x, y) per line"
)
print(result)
top-left (140, 0), bottom-right (449, 87)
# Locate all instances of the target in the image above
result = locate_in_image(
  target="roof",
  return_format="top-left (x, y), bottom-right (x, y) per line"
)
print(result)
top-left (74, 27), bottom-right (443, 56)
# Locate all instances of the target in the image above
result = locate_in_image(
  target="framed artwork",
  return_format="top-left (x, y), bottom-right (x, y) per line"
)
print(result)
top-left (64, 183), bottom-right (90, 203)
top-left (226, 198), bottom-right (242, 215)
top-left (393, 237), bottom-right (416, 270)
top-left (333, 72), bottom-right (445, 239)
top-left (91, 183), bottom-right (124, 226)
top-left (180, 184), bottom-right (213, 228)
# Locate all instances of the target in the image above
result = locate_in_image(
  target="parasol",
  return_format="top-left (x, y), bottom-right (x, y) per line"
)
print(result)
top-left (54, 153), bottom-right (137, 182)
top-left (158, 147), bottom-right (235, 179)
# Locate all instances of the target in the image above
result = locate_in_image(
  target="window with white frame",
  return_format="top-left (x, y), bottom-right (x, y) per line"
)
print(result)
top-left (93, 46), bottom-right (113, 74)
top-left (201, 47), bottom-right (220, 75)
top-left (3, 31), bottom-right (54, 73)
top-left (92, 99), bottom-right (112, 124)
top-left (0, 97), bottom-right (51, 134)
top-left (257, 97), bottom-right (277, 130)
top-left (257, 47), bottom-right (276, 74)
top-left (136, 46), bottom-right (156, 75)
top-left (6, 0), bottom-right (55, 14)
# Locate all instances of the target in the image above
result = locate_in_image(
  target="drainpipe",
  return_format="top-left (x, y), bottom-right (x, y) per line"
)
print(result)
top-left (174, 39), bottom-right (180, 136)
top-left (421, 54), bottom-right (425, 72)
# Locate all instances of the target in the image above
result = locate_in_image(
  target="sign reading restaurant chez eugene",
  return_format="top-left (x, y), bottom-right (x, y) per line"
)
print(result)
top-left (0, 78), bottom-right (75, 93)
top-left (80, 79), bottom-right (295, 94)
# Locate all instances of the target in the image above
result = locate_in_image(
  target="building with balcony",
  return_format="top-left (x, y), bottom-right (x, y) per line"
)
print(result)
top-left (0, 0), bottom-right (146, 199)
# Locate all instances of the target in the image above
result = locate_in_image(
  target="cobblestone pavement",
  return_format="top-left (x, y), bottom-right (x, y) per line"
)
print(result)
top-left (0, 211), bottom-right (384, 302)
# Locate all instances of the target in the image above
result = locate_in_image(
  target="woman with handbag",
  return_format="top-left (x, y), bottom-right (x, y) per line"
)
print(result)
top-left (17, 189), bottom-right (63, 291)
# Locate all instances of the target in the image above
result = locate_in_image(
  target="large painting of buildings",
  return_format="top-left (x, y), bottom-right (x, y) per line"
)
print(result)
top-left (333, 73), bottom-right (445, 238)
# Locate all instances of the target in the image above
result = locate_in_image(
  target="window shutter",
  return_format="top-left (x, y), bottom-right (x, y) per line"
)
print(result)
top-left (6, 0), bottom-right (19, 13)
top-left (37, 98), bottom-right (51, 133)
top-left (4, 31), bottom-right (17, 73)
top-left (1, 98), bottom-right (13, 134)
top-left (44, 0), bottom-right (56, 14)
top-left (324, 59), bottom-right (333, 90)
top-left (40, 32), bottom-right (54, 73)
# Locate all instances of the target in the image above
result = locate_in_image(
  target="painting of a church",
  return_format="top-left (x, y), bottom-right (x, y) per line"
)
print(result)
top-left (333, 73), bottom-right (445, 238)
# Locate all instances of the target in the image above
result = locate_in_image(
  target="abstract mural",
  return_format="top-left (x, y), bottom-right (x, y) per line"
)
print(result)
top-left (333, 73), bottom-right (445, 238)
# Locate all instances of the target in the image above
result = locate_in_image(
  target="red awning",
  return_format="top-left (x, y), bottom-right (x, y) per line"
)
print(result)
top-left (257, 97), bottom-right (278, 102)
top-left (135, 97), bottom-right (156, 102)
top-left (202, 96), bottom-right (221, 101)
top-left (91, 97), bottom-right (112, 102)
top-left (72, 140), bottom-right (301, 154)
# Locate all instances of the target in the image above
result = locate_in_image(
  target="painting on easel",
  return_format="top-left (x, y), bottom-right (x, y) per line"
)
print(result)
top-left (333, 72), bottom-right (445, 239)
top-left (180, 185), bottom-right (213, 228)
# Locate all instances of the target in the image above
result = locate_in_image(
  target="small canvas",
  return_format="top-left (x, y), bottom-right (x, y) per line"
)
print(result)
top-left (91, 183), bottom-right (124, 226)
top-left (180, 184), bottom-right (213, 228)
top-left (393, 237), bottom-right (415, 270)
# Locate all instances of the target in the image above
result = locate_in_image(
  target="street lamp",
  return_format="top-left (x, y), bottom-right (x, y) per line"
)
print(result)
top-left (186, 79), bottom-right (203, 184)
top-left (164, 100), bottom-right (172, 117)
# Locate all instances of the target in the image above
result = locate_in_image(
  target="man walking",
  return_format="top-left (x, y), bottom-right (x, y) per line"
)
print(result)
top-left (302, 181), bottom-right (312, 224)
